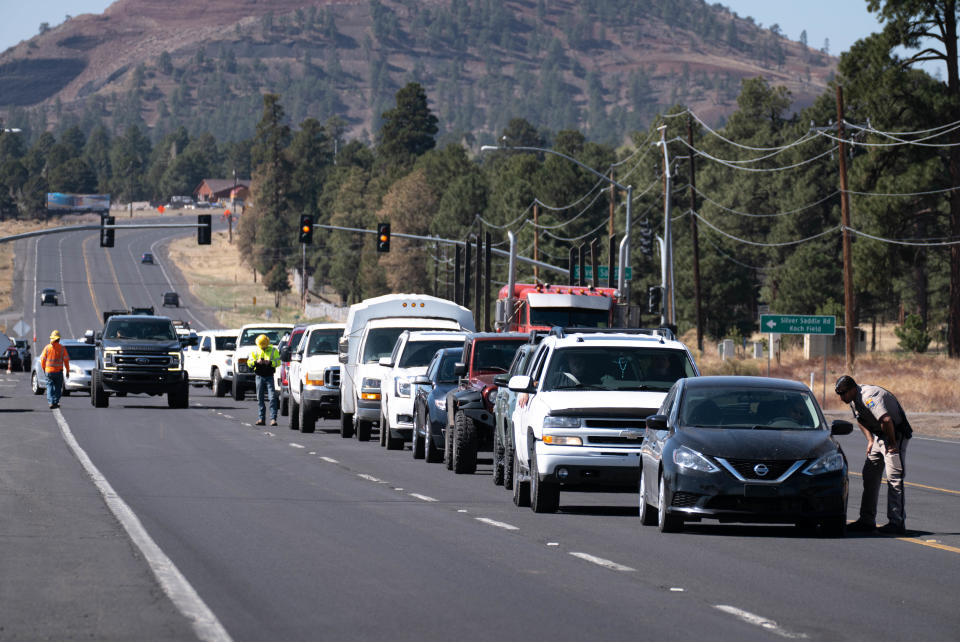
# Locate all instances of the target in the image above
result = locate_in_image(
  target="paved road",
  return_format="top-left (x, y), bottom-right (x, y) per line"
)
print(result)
top-left (2, 224), bottom-right (959, 641)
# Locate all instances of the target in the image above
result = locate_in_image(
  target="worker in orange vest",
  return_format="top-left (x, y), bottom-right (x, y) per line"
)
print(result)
top-left (40, 330), bottom-right (69, 409)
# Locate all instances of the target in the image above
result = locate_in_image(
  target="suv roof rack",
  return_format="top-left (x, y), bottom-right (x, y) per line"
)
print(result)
top-left (526, 329), bottom-right (550, 345)
top-left (547, 326), bottom-right (676, 341)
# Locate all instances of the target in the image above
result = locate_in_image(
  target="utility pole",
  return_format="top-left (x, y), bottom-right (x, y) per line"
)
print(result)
top-left (484, 232), bottom-right (492, 332)
top-left (688, 116), bottom-right (704, 351)
top-left (474, 233), bottom-right (482, 330)
top-left (454, 245), bottom-right (462, 306)
top-left (609, 171), bottom-right (616, 238)
top-left (533, 202), bottom-right (540, 282)
top-left (657, 125), bottom-right (674, 327)
top-left (837, 85), bottom-right (856, 370)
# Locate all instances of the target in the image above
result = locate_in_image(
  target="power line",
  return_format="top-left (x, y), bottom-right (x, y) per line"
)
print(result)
top-left (691, 210), bottom-right (839, 246)
top-left (843, 226), bottom-right (960, 246)
top-left (674, 137), bottom-right (837, 172)
top-left (693, 185), bottom-right (841, 218)
top-left (664, 109), bottom-right (823, 152)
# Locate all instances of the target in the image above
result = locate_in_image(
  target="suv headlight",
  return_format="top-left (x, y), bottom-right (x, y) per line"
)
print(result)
top-left (168, 351), bottom-right (182, 369)
top-left (542, 415), bottom-right (582, 429)
top-left (673, 445), bottom-right (719, 473)
top-left (803, 452), bottom-right (845, 475)
top-left (396, 378), bottom-right (412, 398)
top-left (305, 371), bottom-right (325, 386)
top-left (362, 378), bottom-right (381, 389)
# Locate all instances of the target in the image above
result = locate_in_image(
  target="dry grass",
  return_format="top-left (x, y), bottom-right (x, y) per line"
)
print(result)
top-left (685, 329), bottom-right (960, 413)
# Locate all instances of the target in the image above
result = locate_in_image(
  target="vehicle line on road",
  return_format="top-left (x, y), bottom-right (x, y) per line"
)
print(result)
top-left (568, 552), bottom-right (635, 572)
top-left (475, 517), bottom-right (519, 531)
top-left (901, 538), bottom-right (960, 555)
top-left (52, 409), bottom-right (232, 642)
top-left (409, 493), bottom-right (437, 502)
top-left (712, 604), bottom-right (808, 639)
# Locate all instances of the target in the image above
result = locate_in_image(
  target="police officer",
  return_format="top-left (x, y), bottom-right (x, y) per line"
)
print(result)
top-left (40, 330), bottom-right (69, 409)
top-left (247, 334), bottom-right (281, 426)
top-left (835, 375), bottom-right (912, 534)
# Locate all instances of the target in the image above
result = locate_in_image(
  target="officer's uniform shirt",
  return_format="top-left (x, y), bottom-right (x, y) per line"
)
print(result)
top-left (850, 384), bottom-right (909, 439)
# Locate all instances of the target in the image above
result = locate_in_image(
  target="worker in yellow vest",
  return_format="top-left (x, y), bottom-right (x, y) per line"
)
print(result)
top-left (247, 334), bottom-right (281, 426)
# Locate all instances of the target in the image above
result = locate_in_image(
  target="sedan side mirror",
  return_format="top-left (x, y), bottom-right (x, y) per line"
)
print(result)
top-left (645, 414), bottom-right (668, 431)
top-left (830, 419), bottom-right (854, 436)
top-left (412, 375), bottom-right (431, 386)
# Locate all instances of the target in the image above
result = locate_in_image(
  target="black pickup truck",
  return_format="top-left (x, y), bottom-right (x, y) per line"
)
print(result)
top-left (90, 314), bottom-right (194, 408)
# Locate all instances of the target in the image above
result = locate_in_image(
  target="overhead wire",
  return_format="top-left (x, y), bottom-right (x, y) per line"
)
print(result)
top-left (691, 210), bottom-right (839, 247)
top-left (675, 137), bottom-right (838, 172)
top-left (692, 185), bottom-right (841, 217)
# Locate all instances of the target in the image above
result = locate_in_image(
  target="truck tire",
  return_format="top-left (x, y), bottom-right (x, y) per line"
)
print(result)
top-left (92, 370), bottom-right (109, 408)
top-left (356, 419), bottom-right (372, 442)
top-left (443, 422), bottom-right (453, 470)
top-left (452, 410), bottom-right (478, 474)
top-left (168, 382), bottom-right (189, 408)
top-left (379, 410), bottom-right (388, 447)
top-left (530, 451), bottom-right (559, 513)
top-left (639, 468), bottom-right (658, 525)
top-left (289, 397), bottom-right (300, 431)
top-left (299, 399), bottom-right (316, 433)
top-left (31, 371), bottom-right (43, 395)
top-left (280, 392), bottom-right (289, 417)
top-left (340, 412), bottom-right (354, 438)
top-left (492, 429), bottom-right (505, 486)
top-left (503, 440), bottom-right (515, 490)
top-left (512, 449), bottom-right (529, 508)
top-left (212, 369), bottom-right (229, 397)
top-left (232, 377), bottom-right (245, 401)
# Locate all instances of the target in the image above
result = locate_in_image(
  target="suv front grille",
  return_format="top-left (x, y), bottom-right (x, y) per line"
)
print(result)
top-left (115, 354), bottom-right (172, 367)
top-left (722, 458), bottom-right (800, 481)
top-left (583, 418), bottom-right (648, 429)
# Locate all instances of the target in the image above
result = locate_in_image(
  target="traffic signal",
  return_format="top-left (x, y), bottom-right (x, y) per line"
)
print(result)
top-left (647, 285), bottom-right (662, 315)
top-left (639, 218), bottom-right (653, 257)
top-left (100, 216), bottom-right (115, 248)
top-left (299, 214), bottom-right (314, 244)
top-left (197, 214), bottom-right (212, 245)
top-left (376, 222), bottom-right (391, 252)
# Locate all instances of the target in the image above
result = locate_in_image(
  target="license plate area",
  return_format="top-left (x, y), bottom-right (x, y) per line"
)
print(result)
top-left (744, 484), bottom-right (779, 497)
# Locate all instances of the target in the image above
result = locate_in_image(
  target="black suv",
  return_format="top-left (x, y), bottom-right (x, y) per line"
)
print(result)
top-left (91, 315), bottom-right (194, 408)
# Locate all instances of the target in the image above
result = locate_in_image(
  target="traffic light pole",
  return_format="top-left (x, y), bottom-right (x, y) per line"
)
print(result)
top-left (0, 221), bottom-right (208, 245)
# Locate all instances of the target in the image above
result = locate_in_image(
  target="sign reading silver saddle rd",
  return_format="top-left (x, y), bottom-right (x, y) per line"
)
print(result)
top-left (759, 314), bottom-right (836, 335)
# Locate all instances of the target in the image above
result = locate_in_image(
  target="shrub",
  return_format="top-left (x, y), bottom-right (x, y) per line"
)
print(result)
top-left (894, 314), bottom-right (931, 353)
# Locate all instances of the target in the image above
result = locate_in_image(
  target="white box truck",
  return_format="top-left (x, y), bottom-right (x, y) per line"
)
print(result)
top-left (338, 294), bottom-right (475, 441)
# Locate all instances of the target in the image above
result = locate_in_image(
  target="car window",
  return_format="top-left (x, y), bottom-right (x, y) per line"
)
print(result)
top-left (105, 320), bottom-right (177, 341)
top-left (438, 349), bottom-right (463, 383)
top-left (239, 328), bottom-right (286, 347)
top-left (289, 330), bottom-right (306, 351)
top-left (306, 330), bottom-right (341, 356)
top-left (543, 347), bottom-right (690, 392)
top-left (529, 344), bottom-right (550, 387)
top-left (65, 345), bottom-right (95, 360)
top-left (201, 336), bottom-right (211, 350)
top-left (215, 336), bottom-right (235, 350)
top-left (399, 340), bottom-right (464, 368)
top-left (390, 334), bottom-right (406, 363)
top-left (425, 352), bottom-right (442, 380)
top-left (362, 328), bottom-right (406, 363)
top-left (679, 387), bottom-right (820, 429)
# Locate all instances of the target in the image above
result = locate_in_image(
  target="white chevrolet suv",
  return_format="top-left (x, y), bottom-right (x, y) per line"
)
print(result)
top-left (378, 330), bottom-right (467, 450)
top-left (508, 328), bottom-right (699, 513)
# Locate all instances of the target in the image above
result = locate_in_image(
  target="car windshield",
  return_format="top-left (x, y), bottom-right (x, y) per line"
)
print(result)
top-left (306, 330), bottom-right (341, 356)
top-left (239, 328), bottom-right (286, 347)
top-left (105, 320), bottom-right (177, 341)
top-left (65, 345), bottom-right (95, 360)
top-left (362, 328), bottom-right (406, 363)
top-left (679, 387), bottom-right (821, 430)
top-left (214, 336), bottom-right (235, 350)
top-left (473, 340), bottom-right (527, 373)
top-left (529, 307), bottom-right (609, 328)
top-left (543, 347), bottom-right (694, 392)
top-left (399, 340), bottom-right (463, 368)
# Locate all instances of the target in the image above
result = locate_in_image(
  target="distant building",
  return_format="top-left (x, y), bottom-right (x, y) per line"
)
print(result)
top-left (194, 178), bottom-right (249, 203)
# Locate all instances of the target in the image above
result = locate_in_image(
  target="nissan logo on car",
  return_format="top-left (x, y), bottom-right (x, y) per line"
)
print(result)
top-left (753, 463), bottom-right (769, 477)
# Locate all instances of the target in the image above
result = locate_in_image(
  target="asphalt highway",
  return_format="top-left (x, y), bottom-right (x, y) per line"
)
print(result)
top-left (1, 222), bottom-right (958, 641)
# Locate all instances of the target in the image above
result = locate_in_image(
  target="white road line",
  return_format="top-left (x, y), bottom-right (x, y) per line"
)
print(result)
top-left (289, 443), bottom-right (305, 449)
top-left (53, 410), bottom-right (231, 642)
top-left (568, 552), bottom-right (635, 572)
top-left (320, 457), bottom-right (338, 463)
top-left (713, 605), bottom-right (808, 639)
top-left (475, 517), bottom-right (519, 531)
top-left (358, 474), bottom-right (381, 482)
top-left (409, 493), bottom-right (437, 502)
top-left (221, 415), bottom-right (234, 420)
top-left (914, 436), bottom-right (960, 444)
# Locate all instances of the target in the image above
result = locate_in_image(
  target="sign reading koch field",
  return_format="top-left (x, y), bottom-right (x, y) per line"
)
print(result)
top-left (759, 314), bottom-right (836, 335)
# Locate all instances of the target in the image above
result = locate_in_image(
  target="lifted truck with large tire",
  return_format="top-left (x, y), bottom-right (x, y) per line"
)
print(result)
top-left (90, 314), bottom-right (195, 408)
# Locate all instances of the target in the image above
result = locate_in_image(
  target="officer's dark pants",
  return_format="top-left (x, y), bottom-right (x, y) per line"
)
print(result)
top-left (859, 434), bottom-right (909, 528)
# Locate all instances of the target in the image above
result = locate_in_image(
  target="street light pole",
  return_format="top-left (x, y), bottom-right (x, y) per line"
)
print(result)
top-left (480, 144), bottom-right (632, 301)
top-left (656, 125), bottom-right (675, 327)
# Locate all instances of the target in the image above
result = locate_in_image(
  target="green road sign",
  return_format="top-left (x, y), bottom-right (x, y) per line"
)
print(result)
top-left (760, 314), bottom-right (836, 335)
top-left (572, 265), bottom-right (632, 281)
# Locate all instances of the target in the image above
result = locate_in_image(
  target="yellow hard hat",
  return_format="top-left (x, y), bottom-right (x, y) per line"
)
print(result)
top-left (50, 330), bottom-right (61, 341)
top-left (255, 334), bottom-right (270, 348)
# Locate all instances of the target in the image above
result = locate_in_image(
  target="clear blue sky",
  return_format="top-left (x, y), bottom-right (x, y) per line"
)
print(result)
top-left (0, 1), bottom-right (908, 65)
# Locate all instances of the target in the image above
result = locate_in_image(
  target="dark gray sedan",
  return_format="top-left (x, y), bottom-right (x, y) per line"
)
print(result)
top-left (639, 376), bottom-right (853, 536)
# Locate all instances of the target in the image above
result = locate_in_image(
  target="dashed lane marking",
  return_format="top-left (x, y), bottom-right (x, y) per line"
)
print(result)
top-left (901, 537), bottom-right (960, 555)
top-left (53, 410), bottom-right (231, 642)
top-left (568, 552), bottom-right (635, 572)
top-left (409, 493), bottom-right (437, 502)
top-left (475, 517), bottom-right (519, 531)
top-left (357, 474), bottom-right (381, 482)
top-left (713, 605), bottom-right (808, 639)
top-left (289, 443), bottom-right (305, 449)
top-left (320, 457), bottom-right (338, 463)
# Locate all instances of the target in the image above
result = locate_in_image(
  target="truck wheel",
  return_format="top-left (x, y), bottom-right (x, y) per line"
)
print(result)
top-left (232, 378), bottom-right (244, 401)
top-left (340, 412), bottom-right (354, 438)
top-left (356, 419), bottom-right (371, 442)
top-left (289, 397), bottom-right (300, 431)
top-left (503, 440), bottom-right (515, 490)
top-left (300, 399), bottom-right (315, 433)
top-left (31, 371), bottom-right (43, 395)
top-left (492, 429), bottom-right (505, 486)
top-left (443, 423), bottom-right (453, 470)
top-left (280, 392), bottom-right (289, 417)
top-left (452, 410), bottom-right (477, 474)
top-left (512, 449), bottom-right (530, 508)
top-left (92, 370), bottom-right (109, 408)
top-left (530, 452), bottom-right (559, 513)
top-left (212, 369), bottom-right (228, 397)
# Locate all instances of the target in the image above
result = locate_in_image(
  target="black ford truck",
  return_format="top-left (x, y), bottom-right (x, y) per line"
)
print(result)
top-left (90, 314), bottom-right (194, 408)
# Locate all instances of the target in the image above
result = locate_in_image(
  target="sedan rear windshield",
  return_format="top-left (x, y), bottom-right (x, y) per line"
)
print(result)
top-left (65, 345), bottom-right (95, 360)
top-left (680, 387), bottom-right (821, 430)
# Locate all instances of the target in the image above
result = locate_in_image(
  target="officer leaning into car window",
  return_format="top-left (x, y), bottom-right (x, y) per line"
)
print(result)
top-left (247, 334), bottom-right (281, 426)
top-left (40, 330), bottom-right (69, 409)
top-left (835, 375), bottom-right (912, 535)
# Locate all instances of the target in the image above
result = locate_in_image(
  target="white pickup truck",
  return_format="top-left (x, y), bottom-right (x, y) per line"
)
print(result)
top-left (184, 329), bottom-right (238, 396)
top-left (286, 323), bottom-right (345, 433)
top-left (231, 323), bottom-right (294, 401)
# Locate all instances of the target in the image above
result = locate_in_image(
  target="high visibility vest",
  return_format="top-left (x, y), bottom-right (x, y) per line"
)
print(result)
top-left (41, 342), bottom-right (69, 373)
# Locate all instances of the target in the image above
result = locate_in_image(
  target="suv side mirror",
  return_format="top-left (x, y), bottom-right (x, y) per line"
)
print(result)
top-left (280, 347), bottom-right (291, 362)
top-left (507, 375), bottom-right (534, 393)
top-left (830, 419), bottom-right (854, 436)
top-left (201, 344), bottom-right (212, 352)
top-left (412, 375), bottom-right (431, 386)
top-left (379, 357), bottom-right (394, 368)
top-left (338, 337), bottom-right (349, 364)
